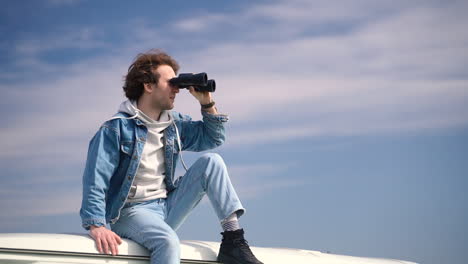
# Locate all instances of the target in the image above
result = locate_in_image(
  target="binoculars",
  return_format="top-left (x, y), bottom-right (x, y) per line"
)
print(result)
top-left (169, 72), bottom-right (216, 92)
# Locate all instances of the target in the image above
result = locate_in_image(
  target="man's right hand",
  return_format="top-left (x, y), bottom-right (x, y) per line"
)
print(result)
top-left (89, 225), bottom-right (122, 256)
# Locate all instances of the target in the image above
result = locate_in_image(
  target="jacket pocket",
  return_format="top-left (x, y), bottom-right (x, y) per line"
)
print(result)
top-left (120, 142), bottom-right (133, 156)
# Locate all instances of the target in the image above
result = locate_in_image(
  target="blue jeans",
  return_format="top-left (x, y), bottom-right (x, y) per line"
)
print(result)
top-left (110, 153), bottom-right (245, 264)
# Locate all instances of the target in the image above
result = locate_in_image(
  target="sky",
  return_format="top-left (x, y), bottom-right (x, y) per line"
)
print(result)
top-left (0, 0), bottom-right (467, 263)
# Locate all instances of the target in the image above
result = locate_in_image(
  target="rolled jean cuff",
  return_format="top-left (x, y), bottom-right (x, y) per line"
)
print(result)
top-left (221, 205), bottom-right (246, 222)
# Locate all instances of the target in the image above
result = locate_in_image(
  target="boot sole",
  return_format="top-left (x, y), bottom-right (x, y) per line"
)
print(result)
top-left (217, 253), bottom-right (248, 264)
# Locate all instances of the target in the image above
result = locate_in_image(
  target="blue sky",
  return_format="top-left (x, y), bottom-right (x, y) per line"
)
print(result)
top-left (1, 1), bottom-right (467, 263)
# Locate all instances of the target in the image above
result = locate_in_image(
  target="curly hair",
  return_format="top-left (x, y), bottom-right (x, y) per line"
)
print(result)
top-left (123, 49), bottom-right (180, 101)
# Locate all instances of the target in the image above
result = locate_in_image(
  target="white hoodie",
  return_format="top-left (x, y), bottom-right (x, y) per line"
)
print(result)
top-left (117, 100), bottom-right (173, 202)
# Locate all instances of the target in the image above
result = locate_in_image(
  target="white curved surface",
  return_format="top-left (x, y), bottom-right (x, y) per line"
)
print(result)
top-left (0, 233), bottom-right (418, 264)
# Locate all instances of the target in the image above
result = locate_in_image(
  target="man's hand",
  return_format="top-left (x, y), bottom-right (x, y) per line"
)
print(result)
top-left (188, 86), bottom-right (212, 105)
top-left (89, 225), bottom-right (122, 256)
top-left (188, 86), bottom-right (218, 114)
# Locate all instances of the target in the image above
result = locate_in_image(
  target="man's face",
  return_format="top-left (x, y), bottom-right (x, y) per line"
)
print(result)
top-left (149, 64), bottom-right (179, 110)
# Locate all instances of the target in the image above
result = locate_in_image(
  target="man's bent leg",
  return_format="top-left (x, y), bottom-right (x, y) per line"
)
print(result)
top-left (110, 199), bottom-right (180, 264)
top-left (166, 153), bottom-right (263, 264)
top-left (165, 152), bottom-right (245, 231)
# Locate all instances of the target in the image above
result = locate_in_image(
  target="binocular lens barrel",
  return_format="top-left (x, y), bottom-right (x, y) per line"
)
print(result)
top-left (195, 79), bottom-right (216, 93)
top-left (170, 72), bottom-right (216, 92)
top-left (170, 72), bottom-right (207, 87)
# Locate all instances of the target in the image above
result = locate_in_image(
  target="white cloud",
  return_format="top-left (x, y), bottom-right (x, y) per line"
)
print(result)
top-left (1, 0), bottom-right (467, 222)
top-left (210, 75), bottom-right (467, 148)
top-left (46, 0), bottom-right (82, 6)
top-left (15, 27), bottom-right (106, 56)
top-left (176, 0), bottom-right (468, 144)
top-left (1, 0), bottom-right (467, 160)
top-left (209, 162), bottom-right (306, 200)
top-left (173, 14), bottom-right (229, 32)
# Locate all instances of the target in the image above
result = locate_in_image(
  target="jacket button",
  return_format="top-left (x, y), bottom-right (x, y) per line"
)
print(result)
top-left (127, 175), bottom-right (131, 180)
top-left (132, 155), bottom-right (137, 160)
top-left (139, 137), bottom-right (145, 141)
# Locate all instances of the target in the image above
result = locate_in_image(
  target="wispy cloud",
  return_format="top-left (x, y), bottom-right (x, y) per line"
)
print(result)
top-left (191, 161), bottom-right (307, 203)
top-left (221, 78), bottom-right (467, 147)
top-left (173, 14), bottom-right (229, 32)
top-left (15, 27), bottom-right (105, 56)
top-left (0, 55), bottom-right (129, 162)
top-left (46, 0), bottom-right (82, 6)
top-left (1, 3), bottom-right (466, 262)
top-left (1, 0), bottom-right (467, 160)
top-left (176, 0), bottom-right (468, 143)
top-left (227, 162), bottom-right (307, 199)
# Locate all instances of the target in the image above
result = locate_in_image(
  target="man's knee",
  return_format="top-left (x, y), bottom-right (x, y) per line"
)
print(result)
top-left (160, 230), bottom-right (180, 251)
top-left (200, 152), bottom-right (225, 168)
top-left (146, 228), bottom-right (180, 253)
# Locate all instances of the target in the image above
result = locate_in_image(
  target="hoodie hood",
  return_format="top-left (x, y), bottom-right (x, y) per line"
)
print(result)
top-left (117, 100), bottom-right (173, 132)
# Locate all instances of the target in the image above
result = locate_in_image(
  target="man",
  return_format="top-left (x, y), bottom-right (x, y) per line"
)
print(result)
top-left (79, 50), bottom-right (263, 264)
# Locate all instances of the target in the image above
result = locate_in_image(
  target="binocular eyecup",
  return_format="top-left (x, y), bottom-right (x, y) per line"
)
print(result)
top-left (169, 72), bottom-right (216, 92)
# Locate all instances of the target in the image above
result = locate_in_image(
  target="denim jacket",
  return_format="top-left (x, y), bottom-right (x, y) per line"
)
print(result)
top-left (79, 109), bottom-right (228, 230)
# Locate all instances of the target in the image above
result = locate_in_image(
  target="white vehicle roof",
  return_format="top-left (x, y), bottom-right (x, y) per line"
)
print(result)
top-left (0, 233), bottom-right (417, 264)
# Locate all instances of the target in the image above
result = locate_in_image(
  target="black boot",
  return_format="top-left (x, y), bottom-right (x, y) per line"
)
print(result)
top-left (217, 228), bottom-right (263, 264)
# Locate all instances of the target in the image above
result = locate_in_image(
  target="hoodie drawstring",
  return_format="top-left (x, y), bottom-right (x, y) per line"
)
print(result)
top-left (174, 122), bottom-right (189, 172)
